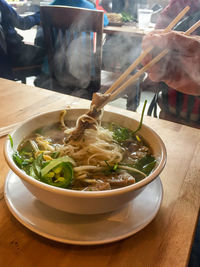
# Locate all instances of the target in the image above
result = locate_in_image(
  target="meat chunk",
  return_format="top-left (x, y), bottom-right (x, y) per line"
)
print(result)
top-left (90, 92), bottom-right (111, 112)
top-left (64, 114), bottom-right (97, 142)
top-left (93, 170), bottom-right (135, 189)
top-left (65, 93), bottom-right (111, 142)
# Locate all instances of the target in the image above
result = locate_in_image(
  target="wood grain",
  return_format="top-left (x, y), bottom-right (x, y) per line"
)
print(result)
top-left (0, 78), bottom-right (200, 267)
top-left (103, 25), bottom-right (149, 37)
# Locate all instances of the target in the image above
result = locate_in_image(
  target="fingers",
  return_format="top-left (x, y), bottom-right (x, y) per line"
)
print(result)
top-left (141, 30), bottom-right (200, 89)
top-left (141, 30), bottom-right (171, 76)
top-left (142, 30), bottom-right (192, 52)
top-left (141, 49), bottom-right (172, 83)
top-left (147, 58), bottom-right (170, 82)
top-left (142, 30), bottom-right (169, 50)
top-left (141, 53), bottom-right (152, 66)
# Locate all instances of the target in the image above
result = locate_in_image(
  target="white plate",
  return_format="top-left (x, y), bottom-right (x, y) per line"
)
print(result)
top-left (4, 171), bottom-right (163, 245)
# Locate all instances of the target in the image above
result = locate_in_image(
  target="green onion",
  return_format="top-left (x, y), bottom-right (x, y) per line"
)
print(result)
top-left (133, 100), bottom-right (147, 135)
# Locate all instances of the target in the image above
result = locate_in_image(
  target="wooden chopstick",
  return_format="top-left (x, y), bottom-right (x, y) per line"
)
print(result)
top-left (99, 19), bottom-right (200, 108)
top-left (184, 20), bottom-right (200, 35)
top-left (102, 48), bottom-right (168, 105)
top-left (0, 122), bottom-right (21, 138)
top-left (104, 5), bottom-right (190, 95)
top-left (163, 5), bottom-right (190, 32)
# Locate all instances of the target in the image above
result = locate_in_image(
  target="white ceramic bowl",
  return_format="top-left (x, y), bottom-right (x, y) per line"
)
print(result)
top-left (4, 109), bottom-right (167, 214)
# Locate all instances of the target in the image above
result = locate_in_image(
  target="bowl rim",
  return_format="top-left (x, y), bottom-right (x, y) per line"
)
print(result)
top-left (4, 108), bottom-right (167, 198)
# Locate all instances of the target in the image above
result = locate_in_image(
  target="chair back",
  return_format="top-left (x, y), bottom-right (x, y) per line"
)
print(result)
top-left (40, 5), bottom-right (104, 92)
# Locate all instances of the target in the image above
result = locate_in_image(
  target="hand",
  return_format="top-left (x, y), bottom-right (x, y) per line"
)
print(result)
top-left (142, 30), bottom-right (200, 95)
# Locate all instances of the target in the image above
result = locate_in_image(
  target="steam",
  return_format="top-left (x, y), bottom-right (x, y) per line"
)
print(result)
top-left (53, 32), bottom-right (92, 91)
top-left (36, 13), bottom-right (143, 99)
top-left (102, 33), bottom-right (142, 72)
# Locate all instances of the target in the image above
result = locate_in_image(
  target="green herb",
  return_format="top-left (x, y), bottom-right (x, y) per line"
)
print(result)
top-left (112, 100), bottom-right (147, 142)
top-left (121, 11), bottom-right (134, 22)
top-left (113, 163), bottom-right (118, 171)
top-left (13, 151), bottom-right (23, 167)
top-left (105, 161), bottom-right (118, 172)
top-left (29, 165), bottom-right (39, 180)
top-left (12, 141), bottom-right (74, 187)
top-left (32, 153), bottom-right (44, 178)
top-left (133, 154), bottom-right (157, 175)
top-left (132, 100), bottom-right (147, 135)
top-left (8, 134), bottom-right (14, 149)
top-left (112, 126), bottom-right (132, 142)
top-left (142, 161), bottom-right (157, 175)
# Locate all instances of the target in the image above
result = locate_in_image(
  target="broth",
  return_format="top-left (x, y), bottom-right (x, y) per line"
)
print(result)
top-left (14, 121), bottom-right (157, 191)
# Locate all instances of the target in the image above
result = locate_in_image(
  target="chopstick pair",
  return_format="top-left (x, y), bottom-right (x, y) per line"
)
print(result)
top-left (100, 6), bottom-right (200, 109)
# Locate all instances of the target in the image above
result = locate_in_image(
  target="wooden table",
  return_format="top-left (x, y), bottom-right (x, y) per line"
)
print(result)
top-left (103, 25), bottom-right (154, 37)
top-left (0, 78), bottom-right (200, 267)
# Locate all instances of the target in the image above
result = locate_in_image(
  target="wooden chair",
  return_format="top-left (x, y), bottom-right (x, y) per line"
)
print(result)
top-left (40, 5), bottom-right (104, 98)
top-left (40, 5), bottom-right (143, 110)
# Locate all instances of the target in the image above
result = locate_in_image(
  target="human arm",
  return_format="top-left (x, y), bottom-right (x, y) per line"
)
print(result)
top-left (142, 30), bottom-right (200, 96)
top-left (0, 0), bottom-right (40, 30)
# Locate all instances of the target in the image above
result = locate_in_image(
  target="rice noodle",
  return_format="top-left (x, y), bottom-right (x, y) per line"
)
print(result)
top-left (62, 126), bottom-right (123, 178)
top-left (22, 105), bottom-right (150, 190)
top-left (36, 136), bottom-right (55, 152)
top-left (31, 121), bottom-right (123, 180)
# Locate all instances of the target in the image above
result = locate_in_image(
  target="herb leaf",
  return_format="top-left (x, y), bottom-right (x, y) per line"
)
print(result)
top-left (133, 154), bottom-right (157, 175)
top-left (121, 11), bottom-right (134, 22)
top-left (8, 134), bottom-right (14, 149)
top-left (112, 126), bottom-right (132, 142)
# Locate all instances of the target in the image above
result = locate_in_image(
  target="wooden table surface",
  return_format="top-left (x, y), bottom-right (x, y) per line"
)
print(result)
top-left (0, 78), bottom-right (200, 267)
top-left (103, 25), bottom-right (154, 37)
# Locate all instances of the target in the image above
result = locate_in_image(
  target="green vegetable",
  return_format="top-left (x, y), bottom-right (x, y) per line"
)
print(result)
top-left (112, 100), bottom-right (147, 142)
top-left (41, 156), bottom-right (75, 177)
top-left (29, 165), bottom-right (40, 180)
top-left (142, 161), bottom-right (157, 175)
top-left (32, 153), bottom-right (44, 178)
top-left (132, 100), bottom-right (147, 135)
top-left (13, 151), bottom-right (23, 167)
top-left (121, 11), bottom-right (134, 22)
top-left (112, 126), bottom-right (132, 142)
top-left (11, 133), bottom-right (74, 188)
top-left (42, 162), bottom-right (73, 188)
top-left (105, 161), bottom-right (119, 172)
top-left (133, 154), bottom-right (157, 175)
top-left (14, 151), bottom-right (44, 178)
top-left (8, 134), bottom-right (13, 149)
top-left (113, 163), bottom-right (118, 171)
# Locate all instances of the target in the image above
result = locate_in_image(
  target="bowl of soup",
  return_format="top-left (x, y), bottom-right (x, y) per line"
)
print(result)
top-left (4, 108), bottom-right (166, 214)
